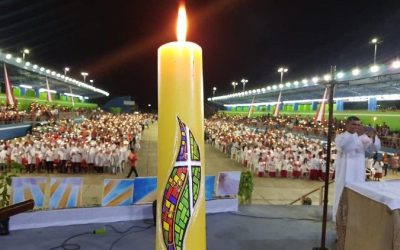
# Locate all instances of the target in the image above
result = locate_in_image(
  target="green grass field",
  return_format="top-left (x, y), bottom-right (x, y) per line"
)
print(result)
top-left (221, 110), bottom-right (400, 131)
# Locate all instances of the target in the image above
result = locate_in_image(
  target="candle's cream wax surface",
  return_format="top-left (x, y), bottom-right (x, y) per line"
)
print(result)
top-left (156, 40), bottom-right (206, 250)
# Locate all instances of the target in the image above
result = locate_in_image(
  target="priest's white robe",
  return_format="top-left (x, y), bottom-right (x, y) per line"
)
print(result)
top-left (332, 131), bottom-right (381, 221)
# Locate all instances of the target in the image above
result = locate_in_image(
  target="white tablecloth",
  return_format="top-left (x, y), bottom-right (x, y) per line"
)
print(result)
top-left (346, 180), bottom-right (400, 210)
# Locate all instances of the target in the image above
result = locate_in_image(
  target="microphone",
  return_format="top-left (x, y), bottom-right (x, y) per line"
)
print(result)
top-left (92, 228), bottom-right (106, 235)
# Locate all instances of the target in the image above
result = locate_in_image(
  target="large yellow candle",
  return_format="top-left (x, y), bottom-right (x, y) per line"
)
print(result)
top-left (156, 5), bottom-right (206, 250)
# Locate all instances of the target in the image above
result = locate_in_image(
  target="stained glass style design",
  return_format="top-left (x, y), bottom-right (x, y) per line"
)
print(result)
top-left (161, 117), bottom-right (202, 250)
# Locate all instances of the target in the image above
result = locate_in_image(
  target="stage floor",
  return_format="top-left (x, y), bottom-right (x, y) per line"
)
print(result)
top-left (2, 205), bottom-right (337, 250)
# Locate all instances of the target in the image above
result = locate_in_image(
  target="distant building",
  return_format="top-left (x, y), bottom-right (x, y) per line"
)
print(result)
top-left (103, 96), bottom-right (137, 113)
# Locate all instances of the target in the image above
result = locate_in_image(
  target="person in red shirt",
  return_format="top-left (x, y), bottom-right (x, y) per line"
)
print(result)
top-left (126, 149), bottom-right (139, 178)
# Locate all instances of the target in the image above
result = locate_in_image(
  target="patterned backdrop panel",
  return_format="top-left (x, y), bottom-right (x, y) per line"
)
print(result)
top-left (205, 176), bottom-right (216, 201)
top-left (102, 179), bottom-right (134, 207)
top-left (49, 178), bottom-right (83, 209)
top-left (132, 177), bottom-right (157, 204)
top-left (216, 171), bottom-right (241, 197)
top-left (12, 177), bottom-right (47, 209)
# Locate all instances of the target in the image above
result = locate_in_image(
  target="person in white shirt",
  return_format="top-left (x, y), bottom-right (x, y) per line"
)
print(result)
top-left (110, 148), bottom-right (119, 174)
top-left (95, 149), bottom-right (104, 173)
top-left (119, 142), bottom-right (129, 173)
top-left (332, 116), bottom-right (381, 221)
top-left (70, 143), bottom-right (80, 173)
top-left (45, 147), bottom-right (54, 173)
top-left (0, 146), bottom-right (7, 171)
top-left (365, 156), bottom-right (374, 180)
top-left (230, 140), bottom-right (238, 159)
top-left (35, 144), bottom-right (43, 173)
top-left (103, 149), bottom-right (112, 173)
top-left (27, 142), bottom-right (36, 173)
top-left (280, 155), bottom-right (289, 178)
top-left (10, 143), bottom-right (21, 164)
top-left (372, 155), bottom-right (384, 181)
top-left (59, 144), bottom-right (69, 173)
top-left (309, 155), bottom-right (320, 180)
top-left (251, 146), bottom-right (261, 174)
top-left (87, 141), bottom-right (97, 173)
top-left (245, 146), bottom-right (253, 169)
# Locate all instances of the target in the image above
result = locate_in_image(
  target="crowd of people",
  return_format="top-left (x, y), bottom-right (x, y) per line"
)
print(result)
top-left (205, 113), bottom-right (399, 181)
top-left (1, 107), bottom-right (399, 180)
top-left (206, 114), bottom-right (334, 180)
top-left (0, 105), bottom-right (24, 124)
top-left (0, 111), bottom-right (157, 175)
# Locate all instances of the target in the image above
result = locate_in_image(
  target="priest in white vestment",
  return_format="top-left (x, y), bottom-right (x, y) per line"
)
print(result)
top-left (332, 116), bottom-right (381, 221)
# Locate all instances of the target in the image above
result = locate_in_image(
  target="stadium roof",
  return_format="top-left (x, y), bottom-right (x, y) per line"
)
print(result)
top-left (208, 60), bottom-right (400, 106)
top-left (0, 52), bottom-right (109, 99)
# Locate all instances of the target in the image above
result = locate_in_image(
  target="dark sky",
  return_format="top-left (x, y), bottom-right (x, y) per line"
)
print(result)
top-left (1, 0), bottom-right (400, 108)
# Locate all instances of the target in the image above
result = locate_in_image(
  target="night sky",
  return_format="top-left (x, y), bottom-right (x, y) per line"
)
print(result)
top-left (1, 0), bottom-right (400, 108)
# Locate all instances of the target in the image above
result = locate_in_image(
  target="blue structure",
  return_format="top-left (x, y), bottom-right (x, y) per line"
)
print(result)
top-left (336, 100), bottom-right (344, 111)
top-left (368, 97), bottom-right (377, 111)
top-left (0, 124), bottom-right (32, 140)
top-left (103, 96), bottom-right (136, 113)
top-left (293, 103), bottom-right (299, 111)
top-left (311, 102), bottom-right (318, 111)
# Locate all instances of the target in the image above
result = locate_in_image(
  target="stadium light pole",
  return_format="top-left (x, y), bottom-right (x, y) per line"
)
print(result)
top-left (22, 49), bottom-right (30, 60)
top-left (81, 72), bottom-right (88, 82)
top-left (64, 67), bottom-right (70, 76)
top-left (278, 67), bottom-right (288, 85)
top-left (371, 38), bottom-right (382, 65)
top-left (89, 79), bottom-right (94, 86)
top-left (232, 81), bottom-right (238, 93)
top-left (241, 78), bottom-right (248, 91)
top-left (212, 86), bottom-right (217, 97)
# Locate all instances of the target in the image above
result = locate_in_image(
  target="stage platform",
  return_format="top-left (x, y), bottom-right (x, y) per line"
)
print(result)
top-left (10, 198), bottom-right (239, 230)
top-left (2, 204), bottom-right (337, 250)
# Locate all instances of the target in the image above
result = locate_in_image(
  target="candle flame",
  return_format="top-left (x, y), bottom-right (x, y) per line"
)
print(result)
top-left (177, 5), bottom-right (187, 42)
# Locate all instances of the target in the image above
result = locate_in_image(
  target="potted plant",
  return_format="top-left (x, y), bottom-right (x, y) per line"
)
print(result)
top-left (238, 171), bottom-right (254, 204)
top-left (0, 161), bottom-right (22, 235)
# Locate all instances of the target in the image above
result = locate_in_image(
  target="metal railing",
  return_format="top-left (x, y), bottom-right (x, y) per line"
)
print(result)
top-left (289, 180), bottom-right (334, 205)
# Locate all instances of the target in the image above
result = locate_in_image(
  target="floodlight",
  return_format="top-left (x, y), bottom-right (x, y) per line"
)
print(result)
top-left (337, 72), bottom-right (345, 79)
top-left (352, 68), bottom-right (360, 76)
top-left (323, 74), bottom-right (331, 81)
top-left (370, 65), bottom-right (380, 73)
top-left (391, 60), bottom-right (400, 69)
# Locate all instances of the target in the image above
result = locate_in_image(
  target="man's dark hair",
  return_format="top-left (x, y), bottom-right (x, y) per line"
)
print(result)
top-left (346, 116), bottom-right (360, 123)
